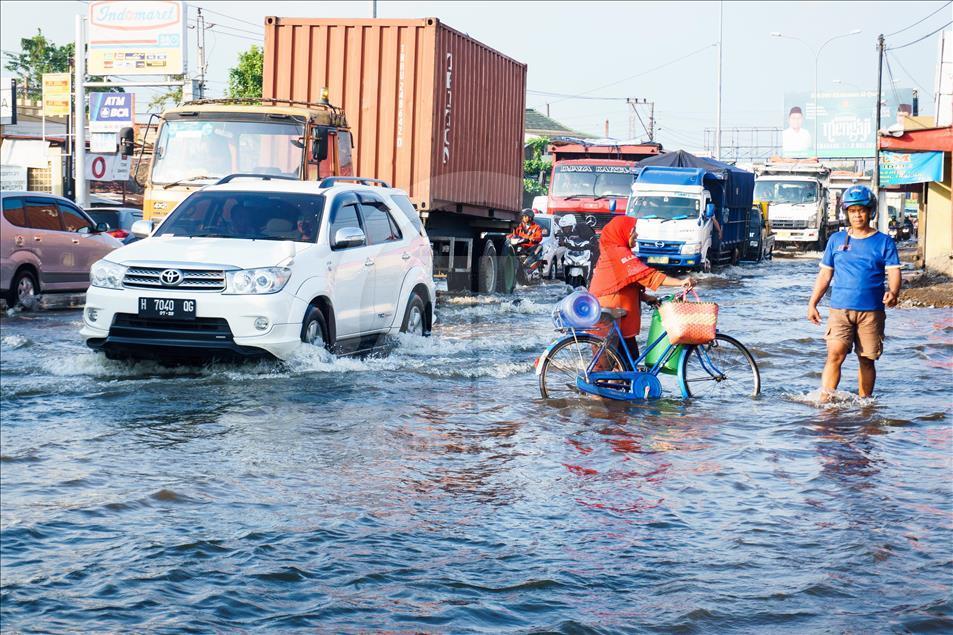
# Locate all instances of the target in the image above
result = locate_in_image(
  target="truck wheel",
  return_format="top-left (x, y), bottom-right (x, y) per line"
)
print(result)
top-left (477, 241), bottom-right (497, 294)
top-left (300, 305), bottom-right (330, 351)
top-left (497, 242), bottom-right (518, 294)
top-left (730, 247), bottom-right (740, 266)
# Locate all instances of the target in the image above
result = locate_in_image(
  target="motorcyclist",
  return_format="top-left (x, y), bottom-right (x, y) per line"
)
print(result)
top-left (508, 208), bottom-right (544, 271)
top-left (557, 214), bottom-right (599, 264)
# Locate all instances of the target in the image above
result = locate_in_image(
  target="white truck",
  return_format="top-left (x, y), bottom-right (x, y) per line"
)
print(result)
top-left (754, 162), bottom-right (837, 250)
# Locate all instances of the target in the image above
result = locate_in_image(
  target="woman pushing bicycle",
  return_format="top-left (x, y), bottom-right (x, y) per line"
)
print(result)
top-left (588, 215), bottom-right (696, 356)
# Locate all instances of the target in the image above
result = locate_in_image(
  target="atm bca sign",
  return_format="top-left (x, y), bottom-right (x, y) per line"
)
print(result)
top-left (85, 154), bottom-right (130, 181)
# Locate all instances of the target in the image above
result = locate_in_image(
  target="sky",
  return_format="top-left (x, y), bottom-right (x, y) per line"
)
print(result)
top-left (1, 0), bottom-right (948, 155)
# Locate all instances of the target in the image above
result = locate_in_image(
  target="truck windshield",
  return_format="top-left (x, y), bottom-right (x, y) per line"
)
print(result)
top-left (154, 191), bottom-right (326, 242)
top-left (551, 165), bottom-right (634, 198)
top-left (754, 180), bottom-right (818, 205)
top-left (627, 195), bottom-right (700, 220)
top-left (151, 119), bottom-right (305, 185)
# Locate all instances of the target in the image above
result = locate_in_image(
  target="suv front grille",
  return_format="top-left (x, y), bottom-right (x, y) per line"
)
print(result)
top-left (110, 314), bottom-right (233, 342)
top-left (123, 267), bottom-right (226, 291)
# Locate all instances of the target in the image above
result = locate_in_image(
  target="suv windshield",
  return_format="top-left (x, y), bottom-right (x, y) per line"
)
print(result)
top-left (627, 195), bottom-right (700, 220)
top-left (155, 191), bottom-right (326, 242)
top-left (551, 165), bottom-right (635, 198)
top-left (754, 180), bottom-right (818, 204)
top-left (152, 119), bottom-right (305, 185)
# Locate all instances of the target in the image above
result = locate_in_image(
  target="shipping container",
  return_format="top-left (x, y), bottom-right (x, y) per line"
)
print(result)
top-left (263, 17), bottom-right (526, 220)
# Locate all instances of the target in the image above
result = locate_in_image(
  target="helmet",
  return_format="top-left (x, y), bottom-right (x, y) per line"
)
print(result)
top-left (841, 185), bottom-right (876, 211)
top-left (558, 214), bottom-right (577, 229)
top-left (520, 208), bottom-right (535, 222)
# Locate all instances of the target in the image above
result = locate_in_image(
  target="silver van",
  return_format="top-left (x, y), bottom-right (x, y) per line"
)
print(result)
top-left (1, 191), bottom-right (122, 307)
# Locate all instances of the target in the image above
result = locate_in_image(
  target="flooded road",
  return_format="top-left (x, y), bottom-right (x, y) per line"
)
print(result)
top-left (2, 257), bottom-right (951, 632)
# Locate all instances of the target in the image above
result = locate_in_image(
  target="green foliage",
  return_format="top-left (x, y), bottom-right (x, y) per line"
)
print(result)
top-left (524, 177), bottom-right (548, 197)
top-left (3, 29), bottom-right (73, 100)
top-left (227, 45), bottom-right (263, 99)
top-left (523, 136), bottom-right (551, 197)
top-left (148, 76), bottom-right (184, 111)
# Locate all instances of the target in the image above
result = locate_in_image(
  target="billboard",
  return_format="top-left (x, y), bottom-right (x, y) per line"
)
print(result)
top-left (87, 1), bottom-right (187, 76)
top-left (42, 73), bottom-right (71, 116)
top-left (880, 151), bottom-right (945, 186)
top-left (782, 89), bottom-right (914, 159)
top-left (89, 92), bottom-right (134, 132)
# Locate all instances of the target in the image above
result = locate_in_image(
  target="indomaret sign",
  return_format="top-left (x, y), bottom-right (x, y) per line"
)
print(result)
top-left (87, 1), bottom-right (187, 76)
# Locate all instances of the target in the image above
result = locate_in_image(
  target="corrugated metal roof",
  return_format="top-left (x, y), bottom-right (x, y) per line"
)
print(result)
top-left (524, 108), bottom-right (594, 138)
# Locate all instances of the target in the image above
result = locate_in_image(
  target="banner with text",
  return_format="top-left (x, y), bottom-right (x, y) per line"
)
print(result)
top-left (879, 151), bottom-right (945, 186)
top-left (85, 153), bottom-right (130, 181)
top-left (87, 1), bottom-right (187, 76)
top-left (90, 92), bottom-right (134, 132)
top-left (42, 73), bottom-right (71, 116)
top-left (782, 89), bottom-right (914, 159)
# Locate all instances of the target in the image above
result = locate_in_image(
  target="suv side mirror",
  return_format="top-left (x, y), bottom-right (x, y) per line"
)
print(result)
top-left (131, 219), bottom-right (155, 238)
top-left (311, 128), bottom-right (329, 163)
top-left (332, 226), bottom-right (365, 249)
top-left (119, 127), bottom-right (135, 157)
top-left (94, 222), bottom-right (110, 233)
top-left (705, 203), bottom-right (716, 219)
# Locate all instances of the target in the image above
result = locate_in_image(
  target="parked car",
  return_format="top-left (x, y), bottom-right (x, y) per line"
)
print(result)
top-left (85, 207), bottom-right (143, 243)
top-left (81, 178), bottom-right (436, 361)
top-left (534, 213), bottom-right (560, 279)
top-left (1, 191), bottom-right (122, 308)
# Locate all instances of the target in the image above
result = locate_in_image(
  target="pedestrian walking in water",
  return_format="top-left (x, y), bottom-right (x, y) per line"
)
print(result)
top-left (806, 185), bottom-right (902, 400)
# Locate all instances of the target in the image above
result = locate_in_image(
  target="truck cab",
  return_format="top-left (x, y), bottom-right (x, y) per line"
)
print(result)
top-left (627, 177), bottom-right (715, 270)
top-left (143, 100), bottom-right (352, 222)
top-left (754, 161), bottom-right (833, 250)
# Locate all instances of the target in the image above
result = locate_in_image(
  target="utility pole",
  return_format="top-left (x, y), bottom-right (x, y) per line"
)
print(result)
top-left (371, 0), bottom-right (377, 18)
top-left (197, 8), bottom-right (206, 98)
top-left (874, 33), bottom-right (886, 232)
top-left (546, 103), bottom-right (550, 118)
top-left (74, 14), bottom-right (87, 208)
top-left (715, 0), bottom-right (723, 160)
top-left (648, 101), bottom-right (655, 142)
top-left (626, 98), bottom-right (655, 141)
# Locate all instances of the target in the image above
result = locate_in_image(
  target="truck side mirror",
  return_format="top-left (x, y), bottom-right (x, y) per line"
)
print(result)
top-left (118, 127), bottom-right (135, 157)
top-left (608, 199), bottom-right (617, 213)
top-left (705, 203), bottom-right (716, 219)
top-left (311, 128), bottom-right (329, 163)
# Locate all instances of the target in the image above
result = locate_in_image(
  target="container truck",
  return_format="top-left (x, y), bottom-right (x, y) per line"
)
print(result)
top-left (753, 160), bottom-right (836, 250)
top-left (626, 151), bottom-right (755, 271)
top-left (546, 137), bottom-right (661, 232)
top-left (139, 17), bottom-right (527, 293)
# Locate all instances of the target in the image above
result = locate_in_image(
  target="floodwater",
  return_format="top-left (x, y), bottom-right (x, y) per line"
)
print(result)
top-left (1, 257), bottom-right (951, 633)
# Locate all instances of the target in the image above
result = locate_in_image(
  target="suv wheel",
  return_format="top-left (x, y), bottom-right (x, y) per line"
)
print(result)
top-left (8, 269), bottom-right (39, 309)
top-left (400, 293), bottom-right (426, 336)
top-left (301, 306), bottom-right (330, 350)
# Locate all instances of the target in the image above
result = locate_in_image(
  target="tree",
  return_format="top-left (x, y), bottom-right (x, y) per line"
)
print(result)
top-left (3, 29), bottom-right (73, 100)
top-left (148, 76), bottom-right (184, 111)
top-left (227, 45), bottom-right (263, 99)
top-left (523, 136), bottom-right (551, 198)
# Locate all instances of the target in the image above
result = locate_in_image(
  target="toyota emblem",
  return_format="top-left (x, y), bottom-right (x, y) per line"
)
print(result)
top-left (160, 269), bottom-right (183, 286)
top-left (655, 241), bottom-right (665, 248)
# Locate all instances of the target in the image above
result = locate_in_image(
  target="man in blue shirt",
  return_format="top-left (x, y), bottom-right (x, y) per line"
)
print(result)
top-left (807, 185), bottom-right (902, 399)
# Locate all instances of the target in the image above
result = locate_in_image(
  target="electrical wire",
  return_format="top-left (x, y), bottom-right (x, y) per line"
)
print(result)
top-left (188, 3), bottom-right (265, 32)
top-left (888, 51), bottom-right (935, 98)
top-left (886, 1), bottom-right (951, 37)
top-left (887, 20), bottom-right (952, 50)
top-left (882, 54), bottom-right (903, 106)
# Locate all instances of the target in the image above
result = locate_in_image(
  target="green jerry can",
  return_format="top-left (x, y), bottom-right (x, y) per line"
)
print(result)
top-left (643, 309), bottom-right (682, 375)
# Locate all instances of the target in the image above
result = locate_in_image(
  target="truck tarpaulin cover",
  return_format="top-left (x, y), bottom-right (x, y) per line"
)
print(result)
top-left (636, 150), bottom-right (754, 207)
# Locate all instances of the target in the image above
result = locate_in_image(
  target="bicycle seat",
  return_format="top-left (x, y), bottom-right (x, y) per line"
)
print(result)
top-left (601, 307), bottom-right (627, 319)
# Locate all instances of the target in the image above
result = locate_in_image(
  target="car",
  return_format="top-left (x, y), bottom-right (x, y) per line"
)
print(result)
top-left (534, 213), bottom-right (560, 279)
top-left (1, 191), bottom-right (123, 308)
top-left (85, 207), bottom-right (144, 243)
top-left (80, 178), bottom-right (436, 361)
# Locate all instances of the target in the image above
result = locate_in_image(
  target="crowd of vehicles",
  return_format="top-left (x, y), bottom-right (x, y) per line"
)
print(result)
top-left (753, 160), bottom-right (837, 250)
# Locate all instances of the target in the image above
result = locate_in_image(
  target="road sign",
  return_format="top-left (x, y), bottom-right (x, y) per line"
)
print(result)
top-left (42, 73), bottom-right (71, 116)
top-left (90, 92), bottom-right (134, 132)
top-left (85, 153), bottom-right (130, 181)
top-left (87, 1), bottom-right (188, 76)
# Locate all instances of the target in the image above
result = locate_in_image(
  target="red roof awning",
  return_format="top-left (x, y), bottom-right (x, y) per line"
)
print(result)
top-left (879, 126), bottom-right (953, 152)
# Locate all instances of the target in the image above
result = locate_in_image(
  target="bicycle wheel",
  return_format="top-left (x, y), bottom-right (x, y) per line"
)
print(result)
top-left (538, 334), bottom-right (628, 399)
top-left (677, 333), bottom-right (760, 399)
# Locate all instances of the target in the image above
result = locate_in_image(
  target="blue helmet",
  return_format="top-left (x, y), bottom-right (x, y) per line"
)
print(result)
top-left (841, 185), bottom-right (876, 210)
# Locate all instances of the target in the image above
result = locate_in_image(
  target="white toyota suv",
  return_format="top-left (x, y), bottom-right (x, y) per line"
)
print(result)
top-left (81, 177), bottom-right (435, 361)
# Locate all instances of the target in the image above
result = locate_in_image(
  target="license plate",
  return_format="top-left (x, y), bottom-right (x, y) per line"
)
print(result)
top-left (647, 256), bottom-right (669, 264)
top-left (138, 297), bottom-right (196, 320)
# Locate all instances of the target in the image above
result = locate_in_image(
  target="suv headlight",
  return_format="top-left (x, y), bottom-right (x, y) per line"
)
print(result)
top-left (224, 267), bottom-right (292, 295)
top-left (90, 260), bottom-right (127, 289)
top-left (680, 242), bottom-right (701, 255)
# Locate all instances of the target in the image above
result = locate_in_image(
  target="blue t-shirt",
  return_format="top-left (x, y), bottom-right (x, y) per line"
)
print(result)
top-left (820, 230), bottom-right (901, 311)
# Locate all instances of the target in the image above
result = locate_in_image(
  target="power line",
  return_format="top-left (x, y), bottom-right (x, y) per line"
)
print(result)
top-left (888, 51), bottom-right (934, 97)
top-left (886, 1), bottom-right (951, 37)
top-left (189, 3), bottom-right (265, 32)
top-left (887, 20), bottom-right (952, 50)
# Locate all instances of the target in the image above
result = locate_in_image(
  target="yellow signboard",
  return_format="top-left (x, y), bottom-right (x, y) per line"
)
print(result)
top-left (42, 73), bottom-right (71, 116)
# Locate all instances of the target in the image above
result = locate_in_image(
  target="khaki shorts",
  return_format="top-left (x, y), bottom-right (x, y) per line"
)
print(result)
top-left (825, 309), bottom-right (886, 360)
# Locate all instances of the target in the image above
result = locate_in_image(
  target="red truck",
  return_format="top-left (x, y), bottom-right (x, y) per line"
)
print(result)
top-left (546, 139), bottom-right (661, 231)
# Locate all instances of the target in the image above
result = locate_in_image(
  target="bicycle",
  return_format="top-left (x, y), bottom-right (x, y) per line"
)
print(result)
top-left (536, 298), bottom-right (761, 401)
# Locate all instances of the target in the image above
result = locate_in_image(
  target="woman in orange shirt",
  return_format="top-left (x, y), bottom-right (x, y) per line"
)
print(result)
top-left (588, 215), bottom-right (695, 356)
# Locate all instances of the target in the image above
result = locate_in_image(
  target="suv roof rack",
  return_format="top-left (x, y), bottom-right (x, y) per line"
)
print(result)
top-left (216, 173), bottom-right (299, 185)
top-left (318, 176), bottom-right (392, 188)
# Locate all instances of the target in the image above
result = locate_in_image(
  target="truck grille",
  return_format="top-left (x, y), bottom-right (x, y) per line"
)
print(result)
top-left (123, 267), bottom-right (226, 292)
top-left (771, 219), bottom-right (810, 229)
top-left (110, 314), bottom-right (233, 342)
top-left (554, 212), bottom-right (618, 232)
top-left (637, 240), bottom-right (682, 255)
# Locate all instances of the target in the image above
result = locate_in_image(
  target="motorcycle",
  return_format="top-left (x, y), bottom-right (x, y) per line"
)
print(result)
top-left (900, 221), bottom-right (913, 241)
top-left (510, 236), bottom-right (543, 284)
top-left (560, 234), bottom-right (595, 288)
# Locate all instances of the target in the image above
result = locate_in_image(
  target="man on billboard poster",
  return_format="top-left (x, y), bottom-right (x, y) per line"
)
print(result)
top-left (782, 106), bottom-right (812, 156)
